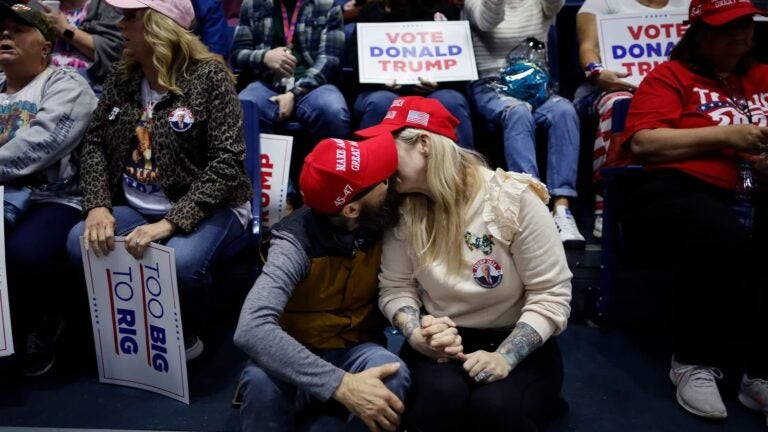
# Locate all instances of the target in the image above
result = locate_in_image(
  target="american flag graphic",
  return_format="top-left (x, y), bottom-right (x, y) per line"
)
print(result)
top-left (392, 99), bottom-right (405, 107)
top-left (406, 110), bottom-right (430, 126)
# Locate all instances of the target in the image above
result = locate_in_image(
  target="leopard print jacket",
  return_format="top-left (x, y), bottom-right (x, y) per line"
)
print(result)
top-left (80, 60), bottom-right (254, 232)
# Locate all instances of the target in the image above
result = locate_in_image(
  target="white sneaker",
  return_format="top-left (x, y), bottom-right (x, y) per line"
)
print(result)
top-left (669, 358), bottom-right (727, 419)
top-left (593, 214), bottom-right (603, 239)
top-left (738, 374), bottom-right (768, 425)
top-left (185, 334), bottom-right (204, 362)
top-left (552, 205), bottom-right (586, 249)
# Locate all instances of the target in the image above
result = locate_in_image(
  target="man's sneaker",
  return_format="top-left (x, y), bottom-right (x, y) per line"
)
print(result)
top-left (738, 374), bottom-right (768, 425)
top-left (185, 334), bottom-right (204, 362)
top-left (23, 314), bottom-right (64, 377)
top-left (669, 357), bottom-right (727, 419)
top-left (552, 205), bottom-right (586, 249)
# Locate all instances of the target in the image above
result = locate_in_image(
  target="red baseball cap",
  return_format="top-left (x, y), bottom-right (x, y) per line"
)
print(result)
top-left (355, 96), bottom-right (460, 141)
top-left (299, 134), bottom-right (397, 214)
top-left (687, 0), bottom-right (767, 26)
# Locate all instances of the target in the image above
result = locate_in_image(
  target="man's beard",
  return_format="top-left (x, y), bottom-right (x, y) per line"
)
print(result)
top-left (356, 183), bottom-right (402, 234)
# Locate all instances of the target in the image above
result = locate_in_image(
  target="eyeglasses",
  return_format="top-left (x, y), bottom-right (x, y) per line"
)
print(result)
top-left (350, 178), bottom-right (389, 203)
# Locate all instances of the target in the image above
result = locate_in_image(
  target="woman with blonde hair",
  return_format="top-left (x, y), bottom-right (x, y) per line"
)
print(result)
top-left (356, 96), bottom-right (572, 431)
top-left (66, 0), bottom-right (253, 361)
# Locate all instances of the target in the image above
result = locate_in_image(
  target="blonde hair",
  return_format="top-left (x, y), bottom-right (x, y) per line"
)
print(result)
top-left (119, 9), bottom-right (234, 94)
top-left (396, 128), bottom-right (487, 273)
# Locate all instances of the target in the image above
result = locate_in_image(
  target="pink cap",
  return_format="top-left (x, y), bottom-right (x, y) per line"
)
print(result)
top-left (105, 0), bottom-right (195, 29)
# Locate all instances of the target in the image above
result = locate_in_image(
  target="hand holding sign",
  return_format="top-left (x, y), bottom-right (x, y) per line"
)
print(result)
top-left (413, 77), bottom-right (439, 94)
top-left (124, 219), bottom-right (177, 260)
top-left (83, 207), bottom-right (117, 257)
top-left (593, 69), bottom-right (637, 92)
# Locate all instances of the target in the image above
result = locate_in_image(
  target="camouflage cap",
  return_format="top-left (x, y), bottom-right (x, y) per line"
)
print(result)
top-left (0, 2), bottom-right (57, 43)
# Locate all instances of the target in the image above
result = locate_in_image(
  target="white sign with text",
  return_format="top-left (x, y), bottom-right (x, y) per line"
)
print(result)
top-left (260, 133), bottom-right (293, 229)
top-left (0, 187), bottom-right (14, 357)
top-left (597, 12), bottom-right (689, 87)
top-left (357, 21), bottom-right (478, 84)
top-left (81, 238), bottom-right (189, 404)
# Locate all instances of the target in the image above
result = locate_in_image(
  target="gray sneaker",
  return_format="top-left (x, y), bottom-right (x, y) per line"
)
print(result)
top-left (738, 374), bottom-right (768, 425)
top-left (669, 358), bottom-right (727, 419)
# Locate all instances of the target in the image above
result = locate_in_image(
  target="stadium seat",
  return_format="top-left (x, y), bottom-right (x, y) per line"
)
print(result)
top-left (596, 98), bottom-right (642, 324)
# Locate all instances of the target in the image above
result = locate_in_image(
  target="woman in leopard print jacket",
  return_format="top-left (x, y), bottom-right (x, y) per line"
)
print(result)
top-left (67, 0), bottom-right (253, 359)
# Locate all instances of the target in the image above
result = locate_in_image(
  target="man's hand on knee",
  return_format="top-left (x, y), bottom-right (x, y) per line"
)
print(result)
top-left (332, 363), bottom-right (405, 432)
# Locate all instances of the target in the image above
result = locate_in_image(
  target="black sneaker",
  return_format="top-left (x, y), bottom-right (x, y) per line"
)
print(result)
top-left (23, 314), bottom-right (64, 377)
top-left (184, 334), bottom-right (204, 362)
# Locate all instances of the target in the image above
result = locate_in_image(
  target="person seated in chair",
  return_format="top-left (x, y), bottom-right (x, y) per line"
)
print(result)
top-left (39, 0), bottom-right (123, 88)
top-left (574, 0), bottom-right (690, 238)
top-left (465, 0), bottom-right (586, 249)
top-left (232, 0), bottom-right (351, 142)
top-left (608, 0), bottom-right (768, 423)
top-left (66, 0), bottom-right (253, 363)
top-left (0, 2), bottom-right (97, 377)
top-left (352, 0), bottom-right (475, 150)
top-left (235, 135), bottom-right (410, 432)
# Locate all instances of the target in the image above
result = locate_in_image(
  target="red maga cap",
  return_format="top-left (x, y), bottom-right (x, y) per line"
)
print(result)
top-left (354, 96), bottom-right (460, 141)
top-left (299, 134), bottom-right (398, 214)
top-left (687, 0), bottom-right (768, 26)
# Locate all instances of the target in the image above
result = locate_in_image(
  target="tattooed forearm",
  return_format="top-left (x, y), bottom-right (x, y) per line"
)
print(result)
top-left (497, 322), bottom-right (543, 370)
top-left (392, 306), bottom-right (421, 339)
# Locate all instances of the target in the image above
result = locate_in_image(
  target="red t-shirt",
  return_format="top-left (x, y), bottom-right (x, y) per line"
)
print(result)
top-left (610, 60), bottom-right (768, 190)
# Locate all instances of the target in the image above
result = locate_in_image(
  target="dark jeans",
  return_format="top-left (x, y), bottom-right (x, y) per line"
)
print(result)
top-left (6, 202), bottom-right (83, 333)
top-left (401, 328), bottom-right (564, 432)
top-left (239, 342), bottom-right (411, 432)
top-left (619, 169), bottom-right (767, 377)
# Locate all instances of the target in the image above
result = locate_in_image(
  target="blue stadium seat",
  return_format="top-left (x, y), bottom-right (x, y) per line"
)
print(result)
top-left (596, 98), bottom-right (642, 324)
top-left (219, 98), bottom-right (262, 260)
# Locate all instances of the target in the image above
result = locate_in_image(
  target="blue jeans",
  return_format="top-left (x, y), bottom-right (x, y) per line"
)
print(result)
top-left (3, 186), bottom-right (32, 229)
top-left (239, 342), bottom-right (411, 432)
top-left (354, 89), bottom-right (475, 150)
top-left (66, 206), bottom-right (245, 332)
top-left (469, 80), bottom-right (580, 198)
top-left (239, 82), bottom-right (351, 141)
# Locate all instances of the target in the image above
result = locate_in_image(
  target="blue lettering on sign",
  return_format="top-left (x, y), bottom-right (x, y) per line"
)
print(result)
top-left (150, 325), bottom-right (169, 372)
top-left (143, 263), bottom-right (169, 373)
top-left (611, 41), bottom-right (677, 60)
top-left (367, 45), bottom-right (463, 58)
top-left (116, 308), bottom-right (139, 355)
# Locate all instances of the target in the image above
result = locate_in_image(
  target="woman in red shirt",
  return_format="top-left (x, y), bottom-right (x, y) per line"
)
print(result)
top-left (614, 0), bottom-right (768, 424)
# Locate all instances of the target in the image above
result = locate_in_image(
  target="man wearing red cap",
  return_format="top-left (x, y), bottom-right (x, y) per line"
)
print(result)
top-left (234, 135), bottom-right (410, 431)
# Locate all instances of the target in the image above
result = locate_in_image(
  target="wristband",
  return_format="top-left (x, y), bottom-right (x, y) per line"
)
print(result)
top-left (584, 61), bottom-right (605, 79)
